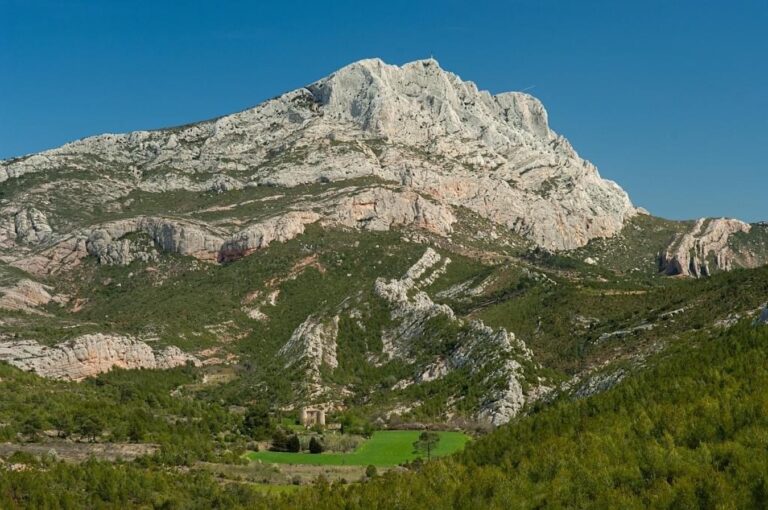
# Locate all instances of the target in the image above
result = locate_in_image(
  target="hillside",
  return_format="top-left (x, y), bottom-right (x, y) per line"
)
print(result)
top-left (1, 58), bottom-right (767, 507)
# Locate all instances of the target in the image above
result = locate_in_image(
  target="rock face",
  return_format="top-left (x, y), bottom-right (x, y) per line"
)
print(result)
top-left (220, 211), bottom-right (322, 262)
top-left (0, 334), bottom-right (199, 380)
top-left (660, 218), bottom-right (752, 277)
top-left (374, 248), bottom-right (541, 424)
top-left (328, 188), bottom-right (455, 235)
top-left (0, 58), bottom-right (637, 260)
top-left (0, 279), bottom-right (58, 314)
top-left (14, 208), bottom-right (52, 244)
top-left (374, 248), bottom-right (455, 358)
top-left (12, 187), bottom-right (454, 275)
top-left (279, 315), bottom-right (340, 397)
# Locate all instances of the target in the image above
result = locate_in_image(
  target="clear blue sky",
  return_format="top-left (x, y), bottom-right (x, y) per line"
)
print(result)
top-left (1, 0), bottom-right (766, 221)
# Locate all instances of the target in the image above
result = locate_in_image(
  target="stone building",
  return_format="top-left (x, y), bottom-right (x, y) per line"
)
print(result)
top-left (299, 407), bottom-right (326, 427)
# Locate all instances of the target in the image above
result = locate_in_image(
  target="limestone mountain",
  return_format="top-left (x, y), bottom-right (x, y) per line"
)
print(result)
top-left (1, 58), bottom-right (767, 427)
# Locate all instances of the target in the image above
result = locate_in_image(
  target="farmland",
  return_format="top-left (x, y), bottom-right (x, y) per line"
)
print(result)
top-left (246, 430), bottom-right (470, 467)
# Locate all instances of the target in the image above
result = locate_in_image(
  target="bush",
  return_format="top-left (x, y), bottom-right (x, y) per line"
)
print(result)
top-left (270, 429), bottom-right (289, 452)
top-left (287, 434), bottom-right (301, 453)
top-left (242, 404), bottom-right (272, 440)
top-left (309, 436), bottom-right (324, 454)
top-left (365, 464), bottom-right (377, 478)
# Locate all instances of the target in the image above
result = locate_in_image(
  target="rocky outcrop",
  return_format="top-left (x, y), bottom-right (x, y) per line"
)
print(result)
top-left (0, 334), bottom-right (199, 380)
top-left (14, 208), bottom-right (52, 244)
top-left (86, 229), bottom-right (158, 265)
top-left (660, 218), bottom-right (752, 277)
top-left (305, 58), bottom-right (636, 250)
top-left (328, 188), bottom-right (455, 235)
top-left (219, 211), bottom-right (321, 262)
top-left (572, 369), bottom-right (628, 399)
top-left (13, 185), bottom-right (457, 274)
top-left (374, 248), bottom-right (455, 358)
top-left (279, 315), bottom-right (340, 386)
top-left (0, 279), bottom-right (61, 314)
top-left (374, 248), bottom-right (541, 424)
top-left (12, 236), bottom-right (88, 276)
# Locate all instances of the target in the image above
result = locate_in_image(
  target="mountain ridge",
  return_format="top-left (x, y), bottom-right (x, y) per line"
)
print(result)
top-left (0, 57), bottom-right (636, 254)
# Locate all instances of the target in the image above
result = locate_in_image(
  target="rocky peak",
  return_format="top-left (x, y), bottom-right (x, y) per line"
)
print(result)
top-left (307, 58), bottom-right (560, 154)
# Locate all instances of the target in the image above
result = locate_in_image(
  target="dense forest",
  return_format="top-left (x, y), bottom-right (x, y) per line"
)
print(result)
top-left (3, 321), bottom-right (768, 508)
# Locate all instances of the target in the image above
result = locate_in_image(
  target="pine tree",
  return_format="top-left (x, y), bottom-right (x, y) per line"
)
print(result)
top-left (309, 436), bottom-right (324, 454)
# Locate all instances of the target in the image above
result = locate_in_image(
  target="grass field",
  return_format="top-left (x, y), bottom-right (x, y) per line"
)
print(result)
top-left (246, 430), bottom-right (470, 467)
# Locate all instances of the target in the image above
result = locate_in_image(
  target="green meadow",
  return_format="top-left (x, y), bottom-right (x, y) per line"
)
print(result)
top-left (246, 430), bottom-right (470, 467)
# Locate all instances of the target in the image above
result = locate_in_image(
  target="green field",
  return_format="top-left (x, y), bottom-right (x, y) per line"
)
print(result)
top-left (246, 431), bottom-right (470, 467)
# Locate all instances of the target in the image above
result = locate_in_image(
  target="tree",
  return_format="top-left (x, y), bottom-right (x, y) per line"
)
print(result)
top-left (309, 436), bottom-right (324, 454)
top-left (413, 431), bottom-right (440, 461)
top-left (242, 404), bottom-right (272, 440)
top-left (76, 414), bottom-right (105, 443)
top-left (21, 413), bottom-right (45, 440)
top-left (287, 434), bottom-right (301, 453)
top-left (270, 429), bottom-right (290, 452)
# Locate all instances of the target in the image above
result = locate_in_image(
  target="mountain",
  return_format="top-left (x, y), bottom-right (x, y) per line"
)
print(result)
top-left (1, 59), bottom-right (768, 507)
top-left (1, 58), bottom-right (636, 259)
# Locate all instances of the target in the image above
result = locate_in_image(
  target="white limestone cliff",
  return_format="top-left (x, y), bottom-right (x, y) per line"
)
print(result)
top-left (279, 315), bottom-right (340, 397)
top-left (374, 248), bottom-right (542, 424)
top-left (0, 334), bottom-right (199, 380)
top-left (659, 218), bottom-right (753, 277)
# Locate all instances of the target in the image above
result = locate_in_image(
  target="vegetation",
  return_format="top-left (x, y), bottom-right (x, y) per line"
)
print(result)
top-left (309, 436), bottom-right (324, 454)
top-left (412, 431), bottom-right (440, 461)
top-left (4, 323), bottom-right (768, 507)
top-left (246, 431), bottom-right (470, 467)
top-left (265, 322), bottom-right (768, 508)
top-left (0, 364), bottom-right (243, 465)
top-left (3, 187), bottom-right (768, 507)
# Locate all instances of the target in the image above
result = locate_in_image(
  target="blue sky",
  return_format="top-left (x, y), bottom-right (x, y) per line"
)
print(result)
top-left (1, 0), bottom-right (766, 221)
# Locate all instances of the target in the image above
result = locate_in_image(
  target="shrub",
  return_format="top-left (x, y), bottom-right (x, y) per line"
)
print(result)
top-left (287, 434), bottom-right (301, 453)
top-left (308, 436), bottom-right (324, 454)
top-left (270, 429), bottom-right (289, 452)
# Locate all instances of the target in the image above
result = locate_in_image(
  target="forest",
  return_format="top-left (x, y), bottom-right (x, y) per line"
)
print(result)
top-left (3, 321), bottom-right (768, 509)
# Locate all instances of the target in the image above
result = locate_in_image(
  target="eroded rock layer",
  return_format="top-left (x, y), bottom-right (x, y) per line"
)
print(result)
top-left (659, 218), bottom-right (753, 277)
top-left (0, 334), bottom-right (199, 380)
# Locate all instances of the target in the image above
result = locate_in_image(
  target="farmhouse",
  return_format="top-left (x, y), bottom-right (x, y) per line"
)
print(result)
top-left (299, 407), bottom-right (326, 428)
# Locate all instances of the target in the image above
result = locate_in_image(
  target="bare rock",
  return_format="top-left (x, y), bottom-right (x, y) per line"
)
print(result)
top-left (12, 236), bottom-right (88, 276)
top-left (0, 279), bottom-right (58, 314)
top-left (374, 248), bottom-right (540, 424)
top-left (660, 218), bottom-right (752, 277)
top-left (328, 188), bottom-right (455, 235)
top-left (86, 229), bottom-right (158, 265)
top-left (220, 211), bottom-right (321, 262)
top-left (14, 208), bottom-right (52, 244)
top-left (278, 315), bottom-right (340, 398)
top-left (0, 334), bottom-right (199, 380)
top-left (0, 58), bottom-right (638, 253)
top-left (374, 248), bottom-right (455, 358)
